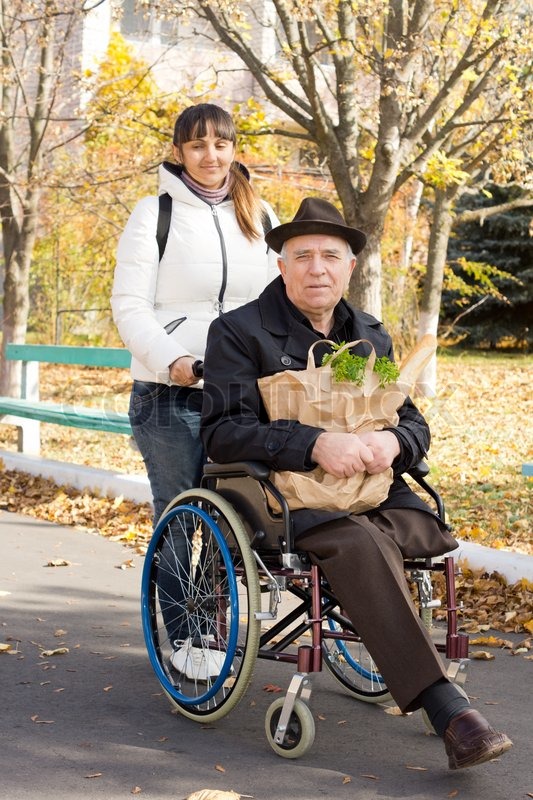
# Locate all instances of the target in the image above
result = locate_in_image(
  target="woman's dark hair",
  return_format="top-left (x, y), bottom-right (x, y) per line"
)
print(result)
top-left (173, 103), bottom-right (265, 241)
top-left (173, 103), bottom-right (237, 148)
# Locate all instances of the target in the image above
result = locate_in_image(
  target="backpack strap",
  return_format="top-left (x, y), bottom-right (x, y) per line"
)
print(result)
top-left (157, 194), bottom-right (272, 260)
top-left (156, 192), bottom-right (172, 261)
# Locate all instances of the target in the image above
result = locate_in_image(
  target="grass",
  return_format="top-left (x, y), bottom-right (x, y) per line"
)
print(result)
top-left (0, 351), bottom-right (531, 555)
top-left (0, 350), bottom-right (531, 634)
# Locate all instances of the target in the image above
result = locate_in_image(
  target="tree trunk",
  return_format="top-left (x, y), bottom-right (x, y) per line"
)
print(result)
top-left (417, 189), bottom-right (455, 395)
top-left (0, 219), bottom-right (38, 395)
top-left (401, 180), bottom-right (424, 272)
top-left (0, 0), bottom-right (58, 394)
top-left (348, 231), bottom-right (383, 317)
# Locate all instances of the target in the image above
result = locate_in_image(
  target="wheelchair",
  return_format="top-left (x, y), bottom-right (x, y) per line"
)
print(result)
top-left (141, 461), bottom-right (469, 758)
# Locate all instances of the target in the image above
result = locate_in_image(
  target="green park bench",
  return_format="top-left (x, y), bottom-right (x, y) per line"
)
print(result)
top-left (0, 343), bottom-right (132, 456)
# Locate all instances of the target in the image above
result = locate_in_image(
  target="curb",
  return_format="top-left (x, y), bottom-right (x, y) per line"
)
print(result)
top-left (1, 450), bottom-right (531, 583)
top-left (453, 539), bottom-right (533, 583)
top-left (0, 450), bottom-right (152, 505)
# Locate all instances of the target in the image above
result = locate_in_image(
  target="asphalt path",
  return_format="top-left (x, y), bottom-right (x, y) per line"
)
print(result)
top-left (1, 510), bottom-right (531, 800)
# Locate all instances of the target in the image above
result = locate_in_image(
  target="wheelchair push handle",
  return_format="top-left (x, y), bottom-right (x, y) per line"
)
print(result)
top-left (192, 360), bottom-right (204, 379)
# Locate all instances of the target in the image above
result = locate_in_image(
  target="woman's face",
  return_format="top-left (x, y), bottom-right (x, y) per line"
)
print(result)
top-left (174, 124), bottom-right (235, 189)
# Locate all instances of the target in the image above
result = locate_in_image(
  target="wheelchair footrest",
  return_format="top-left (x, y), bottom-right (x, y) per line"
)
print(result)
top-left (447, 658), bottom-right (469, 687)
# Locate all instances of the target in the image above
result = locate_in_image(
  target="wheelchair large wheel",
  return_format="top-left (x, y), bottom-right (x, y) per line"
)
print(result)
top-left (141, 489), bottom-right (261, 722)
top-left (322, 612), bottom-right (392, 704)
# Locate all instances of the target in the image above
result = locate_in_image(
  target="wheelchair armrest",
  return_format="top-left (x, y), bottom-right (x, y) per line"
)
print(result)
top-left (407, 460), bottom-right (430, 480)
top-left (203, 460), bottom-right (271, 481)
top-left (202, 460), bottom-right (294, 554)
top-left (406, 460), bottom-right (446, 520)
top-left (206, 459), bottom-right (431, 489)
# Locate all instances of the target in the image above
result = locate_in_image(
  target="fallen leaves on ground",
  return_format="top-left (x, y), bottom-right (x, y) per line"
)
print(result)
top-left (0, 356), bottom-right (531, 633)
top-left (0, 465), bottom-right (153, 548)
top-left (116, 558), bottom-right (136, 569)
top-left (185, 792), bottom-right (241, 800)
top-left (414, 353), bottom-right (532, 555)
top-left (384, 706), bottom-right (409, 716)
top-left (430, 566), bottom-right (532, 634)
top-left (262, 683), bottom-right (283, 693)
top-left (39, 647), bottom-right (69, 657)
top-left (469, 635), bottom-right (515, 648)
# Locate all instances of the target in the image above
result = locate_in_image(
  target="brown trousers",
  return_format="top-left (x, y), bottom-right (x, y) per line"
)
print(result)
top-left (296, 508), bottom-right (458, 712)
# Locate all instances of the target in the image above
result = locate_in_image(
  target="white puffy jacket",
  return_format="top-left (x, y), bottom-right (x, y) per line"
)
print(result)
top-left (112, 162), bottom-right (279, 384)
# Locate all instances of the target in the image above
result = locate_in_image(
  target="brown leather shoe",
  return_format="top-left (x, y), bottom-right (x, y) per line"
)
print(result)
top-left (444, 708), bottom-right (512, 769)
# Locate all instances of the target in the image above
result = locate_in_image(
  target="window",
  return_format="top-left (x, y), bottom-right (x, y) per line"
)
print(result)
top-left (120, 0), bottom-right (178, 43)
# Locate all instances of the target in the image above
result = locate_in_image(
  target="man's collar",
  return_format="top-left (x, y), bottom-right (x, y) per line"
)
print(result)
top-left (258, 277), bottom-right (297, 334)
top-left (259, 276), bottom-right (351, 338)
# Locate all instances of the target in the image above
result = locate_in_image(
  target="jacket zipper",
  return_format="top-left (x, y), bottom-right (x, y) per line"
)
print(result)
top-left (211, 205), bottom-right (227, 315)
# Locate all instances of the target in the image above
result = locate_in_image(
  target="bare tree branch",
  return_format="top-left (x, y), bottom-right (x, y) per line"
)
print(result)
top-left (456, 196), bottom-right (533, 225)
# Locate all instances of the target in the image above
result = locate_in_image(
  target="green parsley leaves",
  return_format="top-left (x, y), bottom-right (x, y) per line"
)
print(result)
top-left (321, 342), bottom-right (400, 387)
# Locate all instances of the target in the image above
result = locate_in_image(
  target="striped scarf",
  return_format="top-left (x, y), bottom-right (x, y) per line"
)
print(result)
top-left (180, 169), bottom-right (233, 205)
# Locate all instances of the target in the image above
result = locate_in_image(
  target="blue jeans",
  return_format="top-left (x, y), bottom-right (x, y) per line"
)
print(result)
top-left (129, 381), bottom-right (205, 524)
top-left (129, 381), bottom-right (205, 643)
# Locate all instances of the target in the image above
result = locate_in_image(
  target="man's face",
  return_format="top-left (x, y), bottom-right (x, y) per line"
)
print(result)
top-left (278, 234), bottom-right (356, 320)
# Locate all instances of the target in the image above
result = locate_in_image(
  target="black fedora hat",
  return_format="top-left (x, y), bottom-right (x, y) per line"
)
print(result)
top-left (265, 197), bottom-right (367, 255)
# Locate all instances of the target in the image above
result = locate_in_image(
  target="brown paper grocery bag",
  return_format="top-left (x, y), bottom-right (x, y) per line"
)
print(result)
top-left (272, 464), bottom-right (394, 513)
top-left (258, 336), bottom-right (436, 513)
top-left (259, 339), bottom-right (403, 434)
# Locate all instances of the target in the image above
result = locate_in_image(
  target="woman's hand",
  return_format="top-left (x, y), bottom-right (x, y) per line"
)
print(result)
top-left (169, 356), bottom-right (201, 386)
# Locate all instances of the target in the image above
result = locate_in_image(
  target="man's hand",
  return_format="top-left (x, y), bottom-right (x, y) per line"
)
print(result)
top-left (311, 432), bottom-right (375, 478)
top-left (357, 430), bottom-right (400, 474)
top-left (311, 430), bottom-right (400, 478)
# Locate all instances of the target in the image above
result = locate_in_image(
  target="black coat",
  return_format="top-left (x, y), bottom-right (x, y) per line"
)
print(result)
top-left (201, 276), bottom-right (436, 534)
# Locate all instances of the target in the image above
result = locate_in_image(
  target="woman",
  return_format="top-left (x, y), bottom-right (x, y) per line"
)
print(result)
top-left (112, 104), bottom-right (279, 671)
top-left (113, 102), bottom-right (278, 518)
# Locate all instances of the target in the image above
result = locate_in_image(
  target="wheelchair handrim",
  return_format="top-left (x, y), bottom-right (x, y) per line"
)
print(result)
top-left (141, 503), bottom-right (240, 705)
top-left (326, 617), bottom-right (386, 685)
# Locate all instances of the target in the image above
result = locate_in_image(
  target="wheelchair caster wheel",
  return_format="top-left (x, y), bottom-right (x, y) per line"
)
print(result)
top-left (265, 697), bottom-right (315, 758)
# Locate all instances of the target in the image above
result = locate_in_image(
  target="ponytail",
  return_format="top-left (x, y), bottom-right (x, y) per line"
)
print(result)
top-left (230, 165), bottom-right (266, 241)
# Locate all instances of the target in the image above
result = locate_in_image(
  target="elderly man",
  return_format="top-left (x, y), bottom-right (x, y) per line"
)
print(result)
top-left (200, 197), bottom-right (512, 769)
